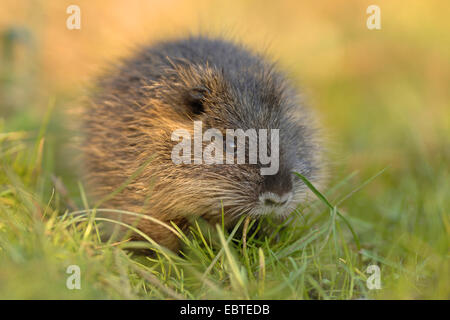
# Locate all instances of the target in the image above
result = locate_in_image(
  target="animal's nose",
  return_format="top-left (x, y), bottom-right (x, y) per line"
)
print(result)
top-left (259, 191), bottom-right (292, 207)
top-left (260, 170), bottom-right (293, 199)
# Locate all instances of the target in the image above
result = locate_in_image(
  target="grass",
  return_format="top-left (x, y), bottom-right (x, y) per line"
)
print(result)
top-left (0, 108), bottom-right (448, 299)
top-left (0, 0), bottom-right (449, 300)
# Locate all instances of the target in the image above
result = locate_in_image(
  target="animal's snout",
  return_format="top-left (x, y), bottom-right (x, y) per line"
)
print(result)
top-left (259, 191), bottom-right (293, 208)
top-left (261, 170), bottom-right (293, 197)
top-left (259, 170), bottom-right (293, 209)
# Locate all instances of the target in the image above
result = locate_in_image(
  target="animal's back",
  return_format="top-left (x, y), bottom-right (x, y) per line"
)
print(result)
top-left (96, 37), bottom-right (269, 102)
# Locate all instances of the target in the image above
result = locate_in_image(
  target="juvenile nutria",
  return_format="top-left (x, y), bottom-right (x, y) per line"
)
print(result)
top-left (83, 36), bottom-right (325, 251)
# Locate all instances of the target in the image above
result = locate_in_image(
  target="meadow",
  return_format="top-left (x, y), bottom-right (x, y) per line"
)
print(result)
top-left (0, 0), bottom-right (448, 299)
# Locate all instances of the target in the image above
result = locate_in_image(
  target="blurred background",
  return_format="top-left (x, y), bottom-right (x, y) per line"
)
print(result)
top-left (1, 0), bottom-right (449, 171)
top-left (0, 0), bottom-right (449, 298)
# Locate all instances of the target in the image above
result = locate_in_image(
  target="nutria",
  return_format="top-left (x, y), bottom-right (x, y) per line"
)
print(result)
top-left (82, 36), bottom-right (325, 251)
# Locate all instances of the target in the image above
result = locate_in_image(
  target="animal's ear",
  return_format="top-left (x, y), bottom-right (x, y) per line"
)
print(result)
top-left (183, 86), bottom-right (209, 115)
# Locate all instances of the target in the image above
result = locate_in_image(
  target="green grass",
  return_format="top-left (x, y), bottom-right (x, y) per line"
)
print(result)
top-left (1, 2), bottom-right (449, 298)
top-left (0, 106), bottom-right (448, 299)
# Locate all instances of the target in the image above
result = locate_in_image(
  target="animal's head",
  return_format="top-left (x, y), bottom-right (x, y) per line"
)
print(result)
top-left (143, 62), bottom-right (324, 221)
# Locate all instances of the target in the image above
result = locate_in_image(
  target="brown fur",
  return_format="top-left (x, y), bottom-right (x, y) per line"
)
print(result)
top-left (82, 36), bottom-right (325, 251)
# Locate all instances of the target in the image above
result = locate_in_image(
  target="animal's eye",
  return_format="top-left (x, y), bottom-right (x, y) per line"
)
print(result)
top-left (185, 87), bottom-right (208, 115)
